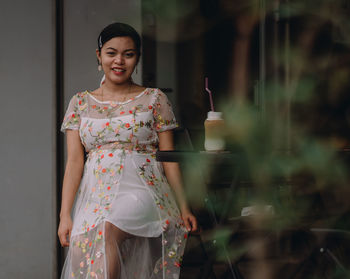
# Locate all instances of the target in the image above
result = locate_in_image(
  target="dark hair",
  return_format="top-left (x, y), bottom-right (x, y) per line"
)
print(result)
top-left (97, 22), bottom-right (141, 57)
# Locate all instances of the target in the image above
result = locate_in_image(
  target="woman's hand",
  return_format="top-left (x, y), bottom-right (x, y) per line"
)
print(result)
top-left (181, 209), bottom-right (199, 234)
top-left (58, 215), bottom-right (73, 247)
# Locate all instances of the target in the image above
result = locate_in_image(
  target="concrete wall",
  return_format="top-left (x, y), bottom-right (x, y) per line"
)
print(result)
top-left (0, 0), bottom-right (56, 278)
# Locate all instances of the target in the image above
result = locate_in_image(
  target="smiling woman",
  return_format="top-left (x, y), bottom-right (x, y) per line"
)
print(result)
top-left (58, 22), bottom-right (197, 279)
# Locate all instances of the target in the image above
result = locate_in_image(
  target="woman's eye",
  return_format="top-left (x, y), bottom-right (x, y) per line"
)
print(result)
top-left (107, 52), bottom-right (115, 55)
top-left (125, 53), bottom-right (135, 57)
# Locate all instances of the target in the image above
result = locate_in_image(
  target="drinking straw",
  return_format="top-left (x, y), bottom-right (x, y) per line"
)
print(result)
top-left (205, 77), bottom-right (215, 111)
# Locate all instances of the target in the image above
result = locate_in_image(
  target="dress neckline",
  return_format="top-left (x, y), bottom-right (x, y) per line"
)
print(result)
top-left (86, 88), bottom-right (149, 105)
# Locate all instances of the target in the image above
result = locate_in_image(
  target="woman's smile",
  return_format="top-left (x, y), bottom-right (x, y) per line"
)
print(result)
top-left (112, 67), bottom-right (126, 75)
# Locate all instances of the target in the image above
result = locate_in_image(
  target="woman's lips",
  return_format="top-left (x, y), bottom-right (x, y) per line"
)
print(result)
top-left (112, 68), bottom-right (126, 75)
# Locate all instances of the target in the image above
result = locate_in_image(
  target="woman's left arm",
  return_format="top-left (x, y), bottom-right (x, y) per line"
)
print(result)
top-left (158, 130), bottom-right (198, 233)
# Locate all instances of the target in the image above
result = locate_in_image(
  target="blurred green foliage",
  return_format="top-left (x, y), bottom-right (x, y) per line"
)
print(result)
top-left (174, 0), bottom-right (350, 277)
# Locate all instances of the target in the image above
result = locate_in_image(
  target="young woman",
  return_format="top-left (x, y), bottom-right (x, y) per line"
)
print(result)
top-left (58, 22), bottom-right (198, 279)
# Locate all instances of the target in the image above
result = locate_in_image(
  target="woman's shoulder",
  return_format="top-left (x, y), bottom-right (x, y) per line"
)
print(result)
top-left (144, 87), bottom-right (167, 97)
top-left (66, 91), bottom-right (89, 110)
top-left (71, 90), bottom-right (89, 99)
top-left (83, 88), bottom-right (99, 98)
top-left (132, 84), bottom-right (147, 93)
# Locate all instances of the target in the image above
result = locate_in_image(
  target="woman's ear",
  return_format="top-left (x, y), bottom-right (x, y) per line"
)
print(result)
top-left (96, 49), bottom-right (101, 64)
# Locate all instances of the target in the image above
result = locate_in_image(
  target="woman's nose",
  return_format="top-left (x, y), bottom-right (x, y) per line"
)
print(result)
top-left (114, 54), bottom-right (124, 65)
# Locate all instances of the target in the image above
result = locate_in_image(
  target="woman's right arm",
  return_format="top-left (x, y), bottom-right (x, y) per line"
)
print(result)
top-left (58, 129), bottom-right (85, 247)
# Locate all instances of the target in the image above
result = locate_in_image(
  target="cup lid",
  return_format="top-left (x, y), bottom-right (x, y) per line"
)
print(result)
top-left (207, 111), bottom-right (223, 120)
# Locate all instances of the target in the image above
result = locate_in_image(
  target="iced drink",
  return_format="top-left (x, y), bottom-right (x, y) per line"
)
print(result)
top-left (204, 111), bottom-right (225, 151)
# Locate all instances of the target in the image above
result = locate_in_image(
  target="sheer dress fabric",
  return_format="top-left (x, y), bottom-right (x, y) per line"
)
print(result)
top-left (60, 88), bottom-right (188, 279)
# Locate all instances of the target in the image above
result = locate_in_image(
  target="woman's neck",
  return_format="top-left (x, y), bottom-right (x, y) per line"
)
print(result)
top-left (102, 79), bottom-right (134, 97)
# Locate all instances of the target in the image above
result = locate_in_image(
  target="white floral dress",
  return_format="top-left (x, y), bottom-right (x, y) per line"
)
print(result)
top-left (60, 88), bottom-right (188, 279)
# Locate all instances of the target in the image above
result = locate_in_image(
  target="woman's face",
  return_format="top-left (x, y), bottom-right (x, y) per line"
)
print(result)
top-left (97, 36), bottom-right (139, 85)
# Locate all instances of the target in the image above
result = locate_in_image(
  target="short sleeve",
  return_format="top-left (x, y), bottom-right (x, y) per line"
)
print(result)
top-left (153, 89), bottom-right (178, 132)
top-left (61, 94), bottom-right (81, 133)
